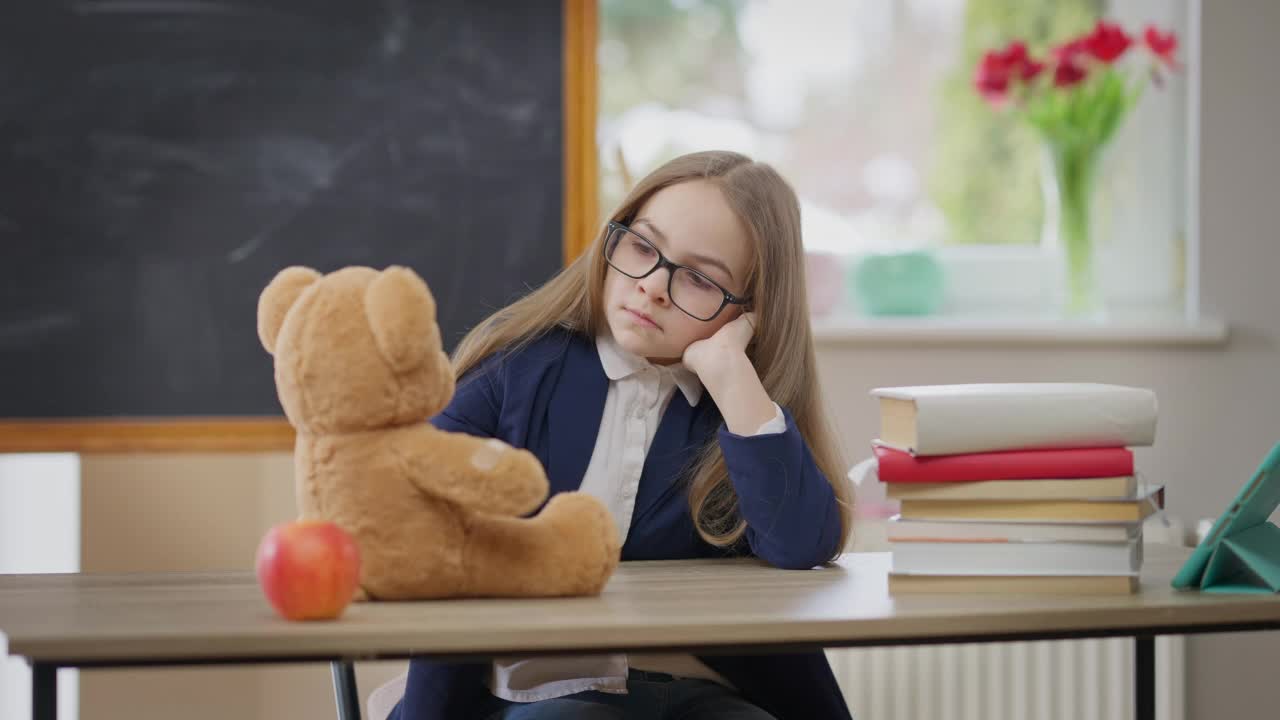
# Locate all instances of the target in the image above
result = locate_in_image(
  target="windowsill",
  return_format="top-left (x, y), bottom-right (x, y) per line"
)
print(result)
top-left (812, 313), bottom-right (1229, 346)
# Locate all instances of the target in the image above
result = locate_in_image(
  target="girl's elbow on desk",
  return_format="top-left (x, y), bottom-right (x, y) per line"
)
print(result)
top-left (759, 549), bottom-right (836, 570)
top-left (751, 531), bottom-right (841, 570)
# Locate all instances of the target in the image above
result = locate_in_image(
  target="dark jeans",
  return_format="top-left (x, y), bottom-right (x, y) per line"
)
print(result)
top-left (473, 669), bottom-right (777, 720)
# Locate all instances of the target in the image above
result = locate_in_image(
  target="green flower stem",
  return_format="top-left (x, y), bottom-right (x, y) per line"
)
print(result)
top-left (1047, 140), bottom-right (1101, 316)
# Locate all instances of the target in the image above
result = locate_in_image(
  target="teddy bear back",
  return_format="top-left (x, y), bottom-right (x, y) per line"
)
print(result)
top-left (257, 265), bottom-right (455, 436)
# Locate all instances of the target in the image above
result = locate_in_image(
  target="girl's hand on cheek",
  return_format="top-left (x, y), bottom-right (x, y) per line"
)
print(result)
top-left (682, 312), bottom-right (756, 380)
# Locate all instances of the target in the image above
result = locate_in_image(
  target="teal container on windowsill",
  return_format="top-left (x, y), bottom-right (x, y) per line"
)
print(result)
top-left (850, 250), bottom-right (946, 316)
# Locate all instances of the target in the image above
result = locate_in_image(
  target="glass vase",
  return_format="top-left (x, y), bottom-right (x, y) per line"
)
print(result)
top-left (1041, 140), bottom-right (1104, 318)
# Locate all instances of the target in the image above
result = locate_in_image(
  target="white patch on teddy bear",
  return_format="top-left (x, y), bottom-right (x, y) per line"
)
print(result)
top-left (469, 439), bottom-right (509, 472)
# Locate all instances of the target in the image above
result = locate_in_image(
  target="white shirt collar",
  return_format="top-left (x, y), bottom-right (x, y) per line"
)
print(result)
top-left (595, 333), bottom-right (703, 407)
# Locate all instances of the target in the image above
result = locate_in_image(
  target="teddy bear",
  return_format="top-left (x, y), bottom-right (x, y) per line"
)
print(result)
top-left (256, 265), bottom-right (621, 599)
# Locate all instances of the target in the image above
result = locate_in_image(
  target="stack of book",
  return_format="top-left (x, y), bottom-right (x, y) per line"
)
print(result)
top-left (872, 383), bottom-right (1161, 595)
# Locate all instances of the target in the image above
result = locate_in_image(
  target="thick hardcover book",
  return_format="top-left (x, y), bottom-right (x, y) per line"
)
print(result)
top-left (889, 574), bottom-right (1138, 595)
top-left (898, 485), bottom-right (1165, 523)
top-left (871, 383), bottom-right (1157, 456)
top-left (887, 517), bottom-right (1141, 543)
top-left (891, 538), bottom-right (1142, 575)
top-left (874, 444), bottom-right (1135, 483)
top-left (885, 475), bottom-right (1137, 501)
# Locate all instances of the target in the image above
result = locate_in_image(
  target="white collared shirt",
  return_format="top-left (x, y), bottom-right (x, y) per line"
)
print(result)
top-left (487, 333), bottom-right (786, 702)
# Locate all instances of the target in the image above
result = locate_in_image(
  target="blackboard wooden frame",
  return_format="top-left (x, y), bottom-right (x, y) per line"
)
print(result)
top-left (0, 0), bottom-right (600, 453)
top-left (563, 0), bottom-right (600, 266)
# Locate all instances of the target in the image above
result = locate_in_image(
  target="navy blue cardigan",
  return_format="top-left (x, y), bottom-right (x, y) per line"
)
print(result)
top-left (391, 330), bottom-right (852, 720)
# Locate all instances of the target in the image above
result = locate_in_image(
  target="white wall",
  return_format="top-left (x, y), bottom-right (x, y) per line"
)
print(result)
top-left (0, 454), bottom-right (80, 720)
top-left (817, 2), bottom-right (1280, 717)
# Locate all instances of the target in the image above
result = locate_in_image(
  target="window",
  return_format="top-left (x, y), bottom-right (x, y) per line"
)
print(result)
top-left (597, 0), bottom-right (1196, 321)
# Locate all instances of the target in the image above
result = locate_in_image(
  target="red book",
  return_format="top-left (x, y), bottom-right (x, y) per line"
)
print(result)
top-left (874, 443), bottom-right (1134, 483)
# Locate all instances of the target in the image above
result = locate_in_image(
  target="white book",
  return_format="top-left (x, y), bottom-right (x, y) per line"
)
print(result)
top-left (891, 538), bottom-right (1142, 576)
top-left (871, 383), bottom-right (1157, 456)
top-left (887, 516), bottom-right (1142, 543)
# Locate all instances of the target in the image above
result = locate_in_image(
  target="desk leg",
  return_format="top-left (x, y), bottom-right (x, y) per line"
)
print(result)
top-left (332, 660), bottom-right (362, 720)
top-left (1135, 634), bottom-right (1154, 720)
top-left (31, 663), bottom-right (56, 720)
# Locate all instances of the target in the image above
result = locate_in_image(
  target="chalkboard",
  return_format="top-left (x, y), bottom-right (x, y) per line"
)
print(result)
top-left (0, 0), bottom-right (566, 421)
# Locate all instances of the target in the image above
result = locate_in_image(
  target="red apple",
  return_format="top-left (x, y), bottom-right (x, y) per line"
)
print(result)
top-left (255, 520), bottom-right (361, 621)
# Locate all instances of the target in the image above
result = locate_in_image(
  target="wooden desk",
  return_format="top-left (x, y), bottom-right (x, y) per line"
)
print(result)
top-left (3, 544), bottom-right (1279, 720)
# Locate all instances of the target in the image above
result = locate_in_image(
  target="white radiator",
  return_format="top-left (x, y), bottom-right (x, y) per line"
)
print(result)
top-left (826, 637), bottom-right (1184, 720)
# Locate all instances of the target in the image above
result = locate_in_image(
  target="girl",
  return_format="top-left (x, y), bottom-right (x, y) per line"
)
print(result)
top-left (389, 150), bottom-right (854, 720)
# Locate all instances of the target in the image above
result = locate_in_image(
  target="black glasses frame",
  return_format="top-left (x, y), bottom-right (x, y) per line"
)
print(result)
top-left (603, 221), bottom-right (750, 322)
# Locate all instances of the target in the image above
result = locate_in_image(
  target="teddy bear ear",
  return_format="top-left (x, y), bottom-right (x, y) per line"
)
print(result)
top-left (365, 266), bottom-right (440, 373)
top-left (257, 266), bottom-right (321, 355)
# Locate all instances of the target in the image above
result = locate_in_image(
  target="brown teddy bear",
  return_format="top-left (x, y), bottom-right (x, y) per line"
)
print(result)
top-left (256, 265), bottom-right (621, 599)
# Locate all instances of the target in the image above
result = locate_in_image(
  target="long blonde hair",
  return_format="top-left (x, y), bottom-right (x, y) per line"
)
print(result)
top-left (452, 150), bottom-right (852, 559)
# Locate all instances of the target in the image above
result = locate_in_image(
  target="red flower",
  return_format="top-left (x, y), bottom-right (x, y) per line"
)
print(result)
top-left (1082, 20), bottom-right (1133, 63)
top-left (1020, 57), bottom-right (1046, 82)
top-left (974, 40), bottom-right (1045, 105)
top-left (1054, 60), bottom-right (1087, 88)
top-left (1052, 38), bottom-right (1087, 61)
top-left (974, 51), bottom-right (1010, 102)
top-left (1143, 25), bottom-right (1178, 67)
top-left (1048, 38), bottom-right (1089, 88)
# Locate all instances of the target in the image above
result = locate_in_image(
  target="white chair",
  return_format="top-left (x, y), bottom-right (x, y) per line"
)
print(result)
top-left (367, 670), bottom-right (409, 720)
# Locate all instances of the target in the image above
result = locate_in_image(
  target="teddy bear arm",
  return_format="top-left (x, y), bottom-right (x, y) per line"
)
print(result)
top-left (399, 428), bottom-right (549, 516)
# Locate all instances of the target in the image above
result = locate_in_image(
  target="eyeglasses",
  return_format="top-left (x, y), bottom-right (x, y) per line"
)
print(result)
top-left (602, 221), bottom-right (749, 322)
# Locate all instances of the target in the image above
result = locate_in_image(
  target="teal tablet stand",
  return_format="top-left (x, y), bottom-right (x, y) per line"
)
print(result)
top-left (1172, 442), bottom-right (1280, 594)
